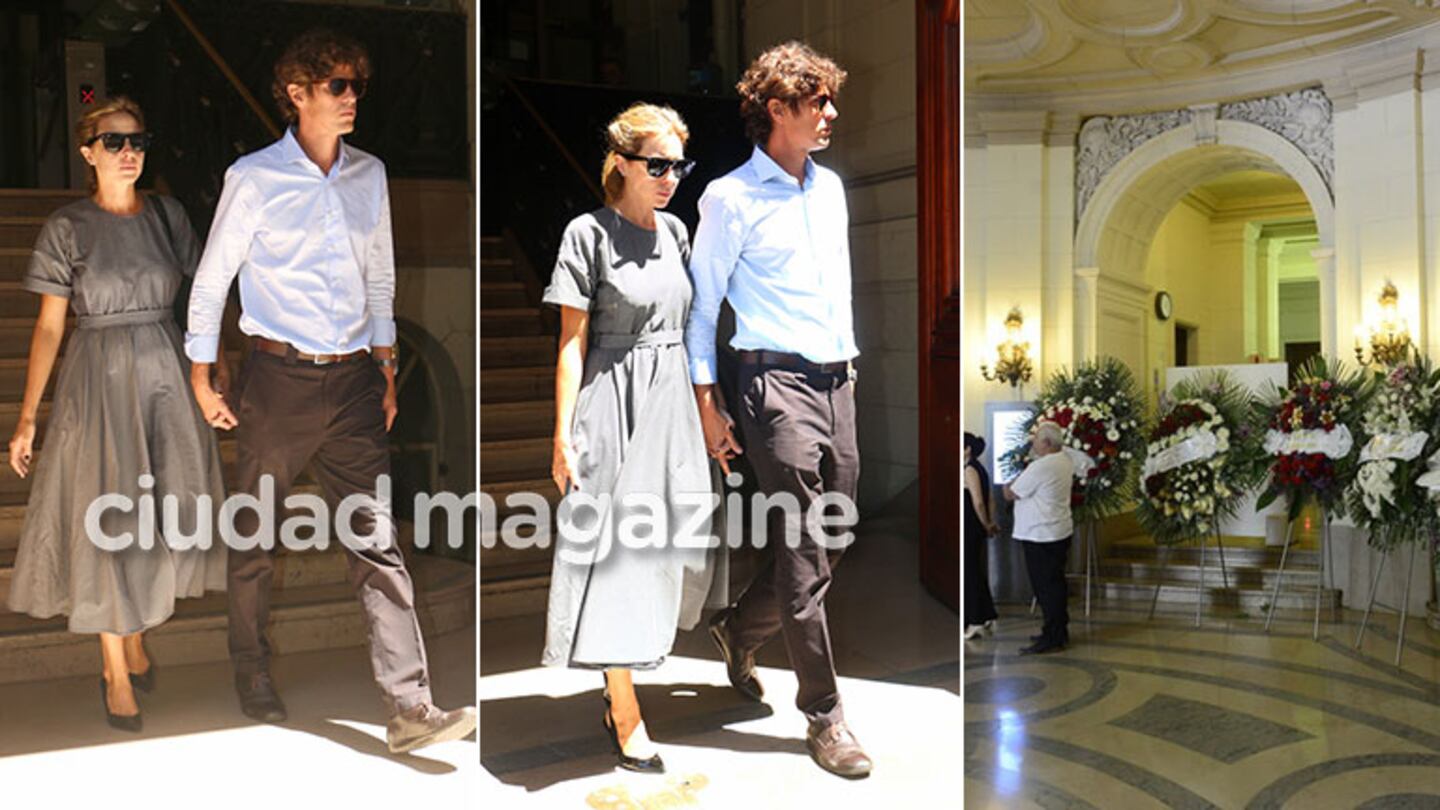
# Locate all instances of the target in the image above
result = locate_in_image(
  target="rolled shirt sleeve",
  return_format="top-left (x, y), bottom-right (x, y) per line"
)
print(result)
top-left (185, 165), bottom-right (254, 362)
top-left (685, 186), bottom-right (744, 385)
top-left (366, 172), bottom-right (397, 348)
top-left (23, 215), bottom-right (76, 300)
top-left (541, 218), bottom-right (599, 313)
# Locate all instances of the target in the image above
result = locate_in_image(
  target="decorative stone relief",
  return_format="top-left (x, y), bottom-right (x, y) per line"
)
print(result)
top-left (1219, 88), bottom-right (1334, 194)
top-left (1076, 109), bottom-right (1192, 217)
top-left (1074, 86), bottom-right (1334, 220)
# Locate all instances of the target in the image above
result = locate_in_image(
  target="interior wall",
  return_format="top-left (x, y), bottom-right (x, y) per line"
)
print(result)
top-left (744, 0), bottom-right (918, 510)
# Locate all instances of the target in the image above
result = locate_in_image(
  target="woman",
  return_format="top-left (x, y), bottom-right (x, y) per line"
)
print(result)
top-left (964, 432), bottom-right (999, 640)
top-left (6, 97), bottom-right (228, 731)
top-left (541, 102), bottom-right (719, 773)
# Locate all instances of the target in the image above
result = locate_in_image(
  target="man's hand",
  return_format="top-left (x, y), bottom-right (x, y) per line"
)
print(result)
top-left (191, 362), bottom-right (238, 430)
top-left (694, 384), bottom-right (742, 476)
top-left (375, 348), bottom-right (399, 432)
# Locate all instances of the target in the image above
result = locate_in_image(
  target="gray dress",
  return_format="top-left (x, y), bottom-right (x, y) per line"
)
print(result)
top-left (540, 207), bottom-right (723, 669)
top-left (7, 196), bottom-right (227, 635)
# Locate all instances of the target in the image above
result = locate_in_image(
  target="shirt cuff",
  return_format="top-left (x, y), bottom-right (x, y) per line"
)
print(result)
top-left (21, 277), bottom-right (71, 299)
top-left (370, 317), bottom-right (397, 348)
top-left (689, 354), bottom-right (718, 386)
top-left (184, 332), bottom-right (220, 363)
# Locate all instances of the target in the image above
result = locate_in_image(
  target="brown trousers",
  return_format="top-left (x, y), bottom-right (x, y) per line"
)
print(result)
top-left (729, 362), bottom-right (859, 727)
top-left (226, 350), bottom-right (432, 713)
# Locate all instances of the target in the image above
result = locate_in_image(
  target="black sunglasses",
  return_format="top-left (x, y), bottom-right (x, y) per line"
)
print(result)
top-left (619, 153), bottom-right (696, 179)
top-left (85, 132), bottom-right (153, 153)
top-left (810, 94), bottom-right (834, 112)
top-left (314, 77), bottom-right (368, 99)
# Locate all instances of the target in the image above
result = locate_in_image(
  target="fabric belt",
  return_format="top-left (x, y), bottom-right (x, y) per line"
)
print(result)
top-left (77, 309), bottom-right (173, 329)
top-left (738, 349), bottom-right (852, 376)
top-left (252, 336), bottom-right (369, 365)
top-left (590, 329), bottom-right (684, 349)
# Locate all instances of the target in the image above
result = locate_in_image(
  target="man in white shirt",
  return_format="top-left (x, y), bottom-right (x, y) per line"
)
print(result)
top-left (1004, 422), bottom-right (1075, 655)
top-left (688, 41), bottom-right (871, 779)
top-left (186, 29), bottom-right (474, 753)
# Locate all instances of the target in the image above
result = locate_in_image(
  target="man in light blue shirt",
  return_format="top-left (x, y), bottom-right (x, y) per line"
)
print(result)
top-left (690, 41), bottom-right (870, 779)
top-left (186, 29), bottom-right (474, 753)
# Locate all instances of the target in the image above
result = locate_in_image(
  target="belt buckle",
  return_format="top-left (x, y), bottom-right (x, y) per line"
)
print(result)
top-left (312, 353), bottom-right (335, 366)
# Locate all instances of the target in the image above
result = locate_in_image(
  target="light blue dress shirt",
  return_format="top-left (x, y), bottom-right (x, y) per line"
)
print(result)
top-left (185, 128), bottom-right (397, 362)
top-left (684, 145), bottom-right (858, 386)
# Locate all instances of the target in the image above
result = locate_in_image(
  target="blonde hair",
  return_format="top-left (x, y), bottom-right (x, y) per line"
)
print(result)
top-left (600, 103), bottom-right (689, 205)
top-left (75, 96), bottom-right (146, 191)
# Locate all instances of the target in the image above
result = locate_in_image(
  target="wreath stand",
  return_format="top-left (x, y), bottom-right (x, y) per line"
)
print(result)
top-left (1354, 530), bottom-right (1422, 667)
top-left (1147, 527), bottom-right (1229, 627)
top-left (1264, 512), bottom-right (1336, 641)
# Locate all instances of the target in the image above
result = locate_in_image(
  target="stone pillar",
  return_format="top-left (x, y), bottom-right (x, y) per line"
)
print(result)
top-left (1312, 246), bottom-right (1337, 358)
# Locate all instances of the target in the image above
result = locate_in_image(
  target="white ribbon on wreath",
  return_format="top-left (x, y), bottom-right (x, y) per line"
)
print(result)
top-left (1359, 431), bottom-right (1430, 463)
top-left (1061, 446), bottom-right (1095, 480)
top-left (1142, 429), bottom-right (1220, 483)
top-left (1263, 425), bottom-right (1354, 459)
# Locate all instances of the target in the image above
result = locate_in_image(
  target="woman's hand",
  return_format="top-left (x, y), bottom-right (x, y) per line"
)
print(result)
top-left (552, 437), bottom-right (580, 494)
top-left (8, 418), bottom-right (36, 478)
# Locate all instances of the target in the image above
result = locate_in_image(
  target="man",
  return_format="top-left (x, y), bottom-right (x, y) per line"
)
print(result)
top-left (686, 41), bottom-right (870, 779)
top-left (186, 29), bottom-right (474, 753)
top-left (1004, 422), bottom-right (1076, 655)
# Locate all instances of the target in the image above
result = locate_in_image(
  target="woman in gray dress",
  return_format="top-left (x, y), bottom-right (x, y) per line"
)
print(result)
top-left (6, 97), bottom-right (228, 731)
top-left (542, 102), bottom-right (718, 773)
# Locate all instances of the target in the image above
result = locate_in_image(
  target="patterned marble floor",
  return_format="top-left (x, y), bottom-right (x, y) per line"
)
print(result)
top-left (966, 604), bottom-right (1440, 809)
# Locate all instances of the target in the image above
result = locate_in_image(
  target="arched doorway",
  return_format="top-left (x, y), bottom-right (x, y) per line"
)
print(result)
top-left (1073, 119), bottom-right (1336, 392)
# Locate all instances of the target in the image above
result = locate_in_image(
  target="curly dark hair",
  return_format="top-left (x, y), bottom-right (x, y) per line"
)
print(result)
top-left (735, 41), bottom-right (847, 145)
top-left (271, 28), bottom-right (371, 124)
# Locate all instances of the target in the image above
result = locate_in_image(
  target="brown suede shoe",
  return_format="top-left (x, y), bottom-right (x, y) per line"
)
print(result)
top-left (235, 672), bottom-right (287, 723)
top-left (708, 607), bottom-right (763, 702)
top-left (806, 720), bottom-right (873, 779)
top-left (387, 703), bottom-right (477, 754)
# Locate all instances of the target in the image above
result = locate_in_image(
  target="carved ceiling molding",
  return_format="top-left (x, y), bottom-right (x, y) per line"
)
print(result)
top-left (966, 0), bottom-right (1440, 100)
top-left (1075, 87), bottom-right (1333, 219)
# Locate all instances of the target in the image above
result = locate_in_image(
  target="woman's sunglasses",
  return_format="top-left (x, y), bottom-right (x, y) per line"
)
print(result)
top-left (85, 132), bottom-right (153, 153)
top-left (619, 153), bottom-right (696, 179)
top-left (313, 77), bottom-right (369, 99)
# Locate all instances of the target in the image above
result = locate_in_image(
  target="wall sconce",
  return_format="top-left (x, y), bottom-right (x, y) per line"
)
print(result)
top-left (980, 307), bottom-right (1034, 389)
top-left (1354, 281), bottom-right (1412, 367)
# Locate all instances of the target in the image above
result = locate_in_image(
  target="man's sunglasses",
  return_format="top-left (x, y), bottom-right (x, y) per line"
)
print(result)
top-left (619, 153), bottom-right (696, 179)
top-left (313, 77), bottom-right (368, 99)
top-left (85, 132), bottom-right (154, 153)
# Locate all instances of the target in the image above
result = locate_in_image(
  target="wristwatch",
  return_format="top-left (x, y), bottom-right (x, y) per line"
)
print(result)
top-left (375, 348), bottom-right (398, 370)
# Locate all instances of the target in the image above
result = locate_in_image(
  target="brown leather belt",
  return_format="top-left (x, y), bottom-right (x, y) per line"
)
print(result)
top-left (737, 349), bottom-right (851, 376)
top-left (252, 337), bottom-right (369, 365)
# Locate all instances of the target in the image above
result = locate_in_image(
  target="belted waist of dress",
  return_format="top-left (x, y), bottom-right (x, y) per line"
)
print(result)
top-left (77, 309), bottom-right (173, 329)
top-left (590, 329), bottom-right (684, 349)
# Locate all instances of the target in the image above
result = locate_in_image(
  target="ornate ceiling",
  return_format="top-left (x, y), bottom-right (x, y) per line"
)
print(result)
top-left (967, 1), bottom-right (1440, 102)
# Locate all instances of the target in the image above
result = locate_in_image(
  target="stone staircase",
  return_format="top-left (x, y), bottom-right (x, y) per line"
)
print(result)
top-left (478, 233), bottom-right (559, 618)
top-left (1076, 532), bottom-right (1342, 619)
top-left (0, 189), bottom-right (473, 684)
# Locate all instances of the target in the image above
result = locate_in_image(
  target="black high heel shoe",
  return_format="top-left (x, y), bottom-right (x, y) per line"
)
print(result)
top-left (129, 664), bottom-right (155, 693)
top-left (601, 685), bottom-right (664, 773)
top-left (100, 677), bottom-right (142, 732)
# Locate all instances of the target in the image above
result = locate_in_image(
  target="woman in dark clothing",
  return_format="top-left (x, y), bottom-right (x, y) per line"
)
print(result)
top-left (964, 432), bottom-right (999, 639)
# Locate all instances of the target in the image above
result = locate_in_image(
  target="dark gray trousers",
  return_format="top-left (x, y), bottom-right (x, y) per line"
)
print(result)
top-left (729, 362), bottom-right (859, 727)
top-left (226, 350), bottom-right (432, 714)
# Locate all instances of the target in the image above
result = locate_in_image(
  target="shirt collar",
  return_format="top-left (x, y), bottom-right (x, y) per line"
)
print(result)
top-left (749, 145), bottom-right (814, 186)
top-left (281, 126), bottom-right (348, 175)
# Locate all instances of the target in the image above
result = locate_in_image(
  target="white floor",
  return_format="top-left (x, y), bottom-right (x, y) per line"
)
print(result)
top-left (0, 627), bottom-right (477, 808)
top-left (478, 489), bottom-right (963, 808)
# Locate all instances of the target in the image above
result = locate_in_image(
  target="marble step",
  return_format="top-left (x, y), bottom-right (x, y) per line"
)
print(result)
top-left (0, 191), bottom-right (86, 218)
top-left (0, 218), bottom-right (45, 251)
top-left (1107, 540), bottom-right (1321, 567)
top-left (480, 572), bottom-right (551, 620)
top-left (480, 256), bottom-right (516, 284)
top-left (479, 366), bottom-right (552, 404)
top-left (0, 549), bottom-right (474, 685)
top-left (482, 335), bottom-right (554, 368)
top-left (1097, 559), bottom-right (1327, 590)
top-left (0, 249), bottom-right (31, 282)
top-left (480, 307), bottom-right (546, 337)
top-left (480, 524), bottom-right (553, 584)
top-left (480, 236), bottom-right (506, 262)
top-left (480, 281), bottom-right (529, 309)
top-left (1074, 574), bottom-right (1342, 615)
top-left (480, 399), bottom-right (553, 441)
top-left (481, 436), bottom-right (550, 480)
top-left (481, 476), bottom-right (559, 520)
